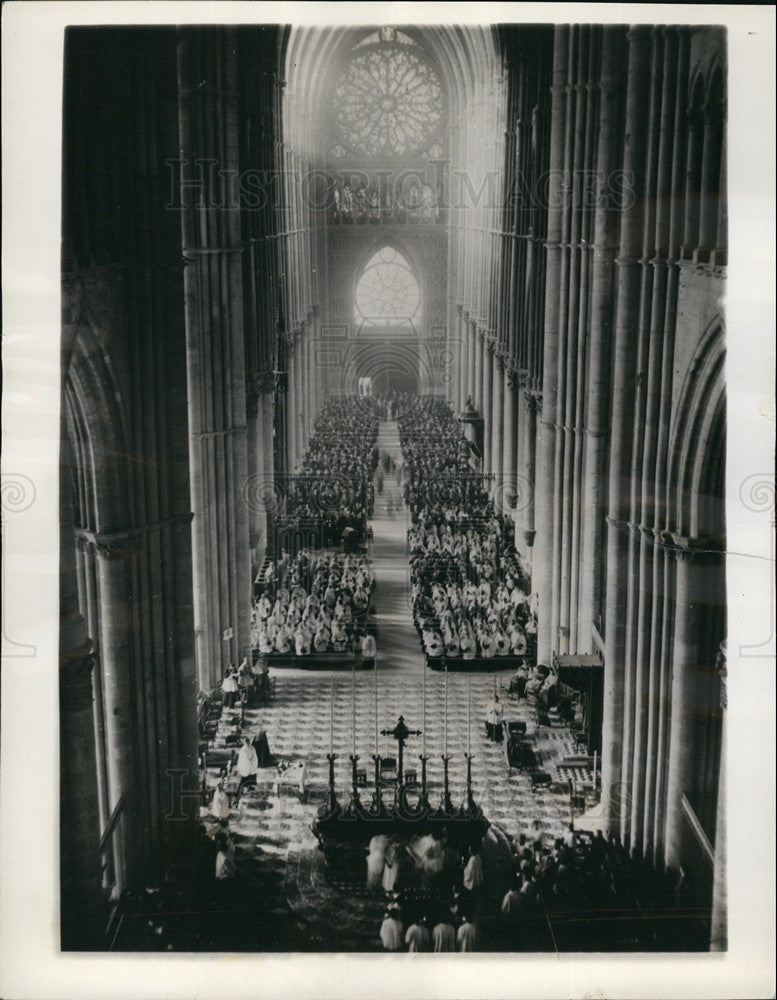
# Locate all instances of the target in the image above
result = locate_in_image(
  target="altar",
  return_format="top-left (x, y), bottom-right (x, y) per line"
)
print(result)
top-left (311, 713), bottom-right (490, 874)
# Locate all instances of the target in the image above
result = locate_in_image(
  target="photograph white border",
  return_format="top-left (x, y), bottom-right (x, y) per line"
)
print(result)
top-left (2, 3), bottom-right (775, 998)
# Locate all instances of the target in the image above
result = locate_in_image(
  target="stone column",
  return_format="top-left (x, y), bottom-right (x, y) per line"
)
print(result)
top-left (521, 391), bottom-right (540, 554)
top-left (490, 353), bottom-right (504, 491)
top-left (601, 26), bottom-right (652, 834)
top-left (481, 340), bottom-right (494, 473)
top-left (459, 316), bottom-right (467, 409)
top-left (178, 27), bottom-right (252, 688)
top-left (59, 436), bottom-right (102, 948)
top-left (286, 336), bottom-right (297, 472)
top-left (458, 309), bottom-right (468, 411)
top-left (502, 368), bottom-right (518, 501)
top-left (715, 114), bottom-right (727, 262)
top-left (534, 26), bottom-right (569, 667)
top-left (636, 29), bottom-right (681, 854)
top-left (262, 387), bottom-right (276, 544)
top-left (663, 543), bottom-right (725, 869)
top-left (75, 536), bottom-right (110, 834)
top-left (468, 321), bottom-right (478, 405)
top-left (60, 646), bottom-right (104, 948)
top-left (59, 508), bottom-right (103, 949)
top-left (578, 27), bottom-right (623, 651)
top-left (245, 389), bottom-right (265, 578)
top-left (710, 641), bottom-right (727, 951)
top-left (698, 95), bottom-right (722, 260)
top-left (295, 334), bottom-right (306, 461)
top-left (476, 331), bottom-right (485, 413)
top-left (94, 537), bottom-right (136, 890)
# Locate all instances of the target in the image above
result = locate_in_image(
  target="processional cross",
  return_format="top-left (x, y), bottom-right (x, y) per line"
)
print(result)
top-left (380, 715), bottom-right (421, 787)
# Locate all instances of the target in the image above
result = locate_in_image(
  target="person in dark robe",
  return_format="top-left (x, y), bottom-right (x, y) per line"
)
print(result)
top-left (252, 727), bottom-right (276, 768)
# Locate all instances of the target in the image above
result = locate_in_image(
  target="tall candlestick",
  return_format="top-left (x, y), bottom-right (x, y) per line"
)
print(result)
top-left (443, 661), bottom-right (448, 757)
top-left (330, 677), bottom-right (334, 753)
top-left (593, 750), bottom-right (597, 786)
top-left (467, 673), bottom-right (471, 754)
top-left (352, 666), bottom-right (356, 755)
top-left (422, 663), bottom-right (426, 756)
top-left (374, 656), bottom-right (378, 756)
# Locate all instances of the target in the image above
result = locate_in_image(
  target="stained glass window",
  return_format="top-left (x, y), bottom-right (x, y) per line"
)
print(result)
top-left (354, 246), bottom-right (421, 328)
top-left (332, 28), bottom-right (444, 159)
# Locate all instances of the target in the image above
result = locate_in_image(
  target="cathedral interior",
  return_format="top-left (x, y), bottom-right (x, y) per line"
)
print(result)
top-left (59, 23), bottom-right (727, 953)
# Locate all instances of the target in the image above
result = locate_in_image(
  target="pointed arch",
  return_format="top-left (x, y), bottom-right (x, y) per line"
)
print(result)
top-left (353, 243), bottom-right (422, 331)
top-left (667, 317), bottom-right (726, 541)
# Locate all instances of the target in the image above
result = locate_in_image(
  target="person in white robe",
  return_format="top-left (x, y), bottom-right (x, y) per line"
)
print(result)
top-left (432, 920), bottom-right (456, 952)
top-left (379, 910), bottom-right (403, 951)
top-left (235, 737), bottom-right (258, 795)
top-left (463, 845), bottom-right (485, 892)
top-left (405, 918), bottom-right (430, 952)
top-left (210, 781), bottom-right (230, 821)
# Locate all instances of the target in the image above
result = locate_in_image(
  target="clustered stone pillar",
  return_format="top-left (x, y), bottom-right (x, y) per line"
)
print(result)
top-left (60, 434), bottom-right (103, 948)
top-left (75, 535), bottom-right (110, 835)
top-left (710, 641), bottom-right (727, 951)
top-left (664, 544), bottom-right (725, 869)
top-left (520, 391), bottom-right (540, 555)
top-left (534, 25), bottom-right (569, 666)
top-left (600, 26), bottom-right (652, 834)
top-left (246, 391), bottom-right (265, 574)
top-left (94, 538), bottom-right (137, 889)
top-left (178, 27), bottom-right (252, 687)
top-left (490, 353), bottom-right (504, 489)
top-left (502, 368), bottom-right (518, 512)
top-left (577, 27), bottom-right (623, 652)
top-left (481, 340), bottom-right (493, 472)
top-left (286, 335), bottom-right (298, 472)
top-left (245, 370), bottom-right (275, 574)
top-left (60, 647), bottom-right (104, 948)
top-left (467, 321), bottom-right (478, 405)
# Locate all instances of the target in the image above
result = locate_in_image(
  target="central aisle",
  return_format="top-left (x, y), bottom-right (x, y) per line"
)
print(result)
top-left (368, 420), bottom-right (424, 675)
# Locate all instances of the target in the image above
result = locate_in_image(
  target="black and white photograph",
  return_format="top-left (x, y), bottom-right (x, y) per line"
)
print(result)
top-left (1, 2), bottom-right (775, 997)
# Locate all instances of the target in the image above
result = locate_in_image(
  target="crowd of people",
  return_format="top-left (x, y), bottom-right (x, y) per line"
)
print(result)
top-left (216, 658), bottom-right (272, 713)
top-left (276, 396), bottom-right (378, 548)
top-left (251, 548), bottom-right (375, 657)
top-left (495, 828), bottom-right (707, 950)
top-left (373, 825), bottom-right (705, 952)
top-left (330, 177), bottom-right (443, 225)
top-left (396, 397), bottom-right (537, 662)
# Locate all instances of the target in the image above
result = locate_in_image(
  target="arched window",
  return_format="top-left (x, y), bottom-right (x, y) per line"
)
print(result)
top-left (354, 246), bottom-right (421, 329)
top-left (331, 28), bottom-right (445, 160)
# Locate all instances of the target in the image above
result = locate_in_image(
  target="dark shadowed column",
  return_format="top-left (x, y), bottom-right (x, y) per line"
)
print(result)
top-left (178, 27), bottom-right (252, 688)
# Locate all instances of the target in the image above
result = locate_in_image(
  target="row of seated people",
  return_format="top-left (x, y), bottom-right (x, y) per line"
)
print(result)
top-left (397, 397), bottom-right (537, 663)
top-left (409, 511), bottom-right (515, 568)
top-left (251, 549), bottom-right (374, 656)
top-left (274, 395), bottom-right (378, 547)
top-left (397, 396), bottom-right (484, 513)
top-left (413, 569), bottom-right (536, 659)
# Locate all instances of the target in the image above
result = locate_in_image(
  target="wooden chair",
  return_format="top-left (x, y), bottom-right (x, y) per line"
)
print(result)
top-left (379, 757), bottom-right (398, 787)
